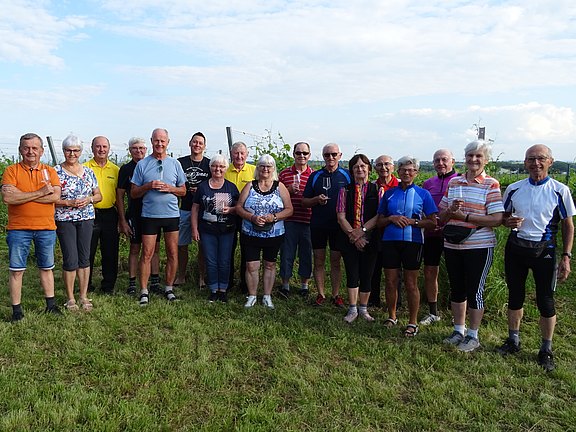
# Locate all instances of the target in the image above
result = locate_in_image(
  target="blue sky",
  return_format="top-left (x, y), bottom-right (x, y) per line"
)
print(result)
top-left (1, 0), bottom-right (576, 164)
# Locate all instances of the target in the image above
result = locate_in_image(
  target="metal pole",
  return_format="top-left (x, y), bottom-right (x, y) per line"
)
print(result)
top-left (226, 126), bottom-right (233, 153)
top-left (46, 136), bottom-right (58, 166)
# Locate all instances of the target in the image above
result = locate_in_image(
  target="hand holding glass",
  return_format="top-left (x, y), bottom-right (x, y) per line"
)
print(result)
top-left (322, 177), bottom-right (331, 199)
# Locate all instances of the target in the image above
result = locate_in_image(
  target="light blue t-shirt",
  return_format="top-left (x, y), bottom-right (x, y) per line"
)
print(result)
top-left (131, 155), bottom-right (186, 218)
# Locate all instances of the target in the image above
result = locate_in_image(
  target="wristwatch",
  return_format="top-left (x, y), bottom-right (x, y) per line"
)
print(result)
top-left (561, 252), bottom-right (572, 259)
top-left (414, 220), bottom-right (419, 226)
top-left (273, 214), bottom-right (278, 223)
top-left (362, 227), bottom-right (367, 233)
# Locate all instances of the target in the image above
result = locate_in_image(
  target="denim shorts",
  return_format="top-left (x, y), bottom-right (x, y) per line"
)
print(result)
top-left (7, 229), bottom-right (57, 271)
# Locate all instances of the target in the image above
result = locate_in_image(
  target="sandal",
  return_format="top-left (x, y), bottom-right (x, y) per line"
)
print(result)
top-left (64, 299), bottom-right (79, 312)
top-left (139, 292), bottom-right (149, 307)
top-left (404, 324), bottom-right (419, 337)
top-left (79, 298), bottom-right (93, 312)
top-left (164, 290), bottom-right (178, 301)
top-left (383, 318), bottom-right (398, 328)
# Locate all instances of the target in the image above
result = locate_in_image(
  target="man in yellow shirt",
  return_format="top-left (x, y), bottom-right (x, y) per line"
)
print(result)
top-left (84, 136), bottom-right (120, 294)
top-left (224, 141), bottom-right (255, 293)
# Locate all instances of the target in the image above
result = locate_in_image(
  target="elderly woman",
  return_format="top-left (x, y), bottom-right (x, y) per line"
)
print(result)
top-left (439, 140), bottom-right (503, 352)
top-left (55, 134), bottom-right (102, 311)
top-left (377, 156), bottom-right (437, 336)
top-left (236, 154), bottom-right (293, 309)
top-left (337, 154), bottom-right (380, 323)
top-left (191, 154), bottom-right (239, 303)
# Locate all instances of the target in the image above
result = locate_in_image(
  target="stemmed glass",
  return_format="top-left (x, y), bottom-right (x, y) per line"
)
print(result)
top-left (42, 169), bottom-right (50, 184)
top-left (322, 177), bottom-right (331, 198)
top-left (293, 174), bottom-right (300, 193)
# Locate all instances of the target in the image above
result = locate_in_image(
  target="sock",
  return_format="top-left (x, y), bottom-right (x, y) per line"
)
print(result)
top-left (509, 329), bottom-right (520, 345)
top-left (467, 328), bottom-right (479, 339)
top-left (282, 282), bottom-right (290, 291)
top-left (301, 283), bottom-right (309, 291)
top-left (348, 305), bottom-right (358, 314)
top-left (429, 302), bottom-right (438, 316)
top-left (358, 304), bottom-right (368, 315)
top-left (129, 277), bottom-right (136, 287)
top-left (45, 296), bottom-right (56, 309)
top-left (541, 339), bottom-right (552, 353)
top-left (165, 285), bottom-right (173, 292)
top-left (12, 304), bottom-right (23, 315)
top-left (140, 288), bottom-right (149, 295)
top-left (454, 324), bottom-right (466, 336)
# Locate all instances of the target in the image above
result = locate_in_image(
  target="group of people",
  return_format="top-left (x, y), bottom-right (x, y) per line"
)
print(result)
top-left (2, 131), bottom-right (574, 372)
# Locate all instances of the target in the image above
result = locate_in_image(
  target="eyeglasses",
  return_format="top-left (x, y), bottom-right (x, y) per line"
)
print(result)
top-left (399, 168), bottom-right (417, 174)
top-left (64, 149), bottom-right (82, 154)
top-left (375, 162), bottom-right (393, 168)
top-left (259, 165), bottom-right (273, 170)
top-left (525, 156), bottom-right (549, 163)
top-left (323, 152), bottom-right (339, 158)
top-left (130, 146), bottom-right (147, 151)
top-left (294, 151), bottom-right (310, 156)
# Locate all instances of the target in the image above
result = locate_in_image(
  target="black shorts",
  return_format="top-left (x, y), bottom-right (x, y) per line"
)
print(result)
top-left (240, 233), bottom-right (284, 263)
top-left (423, 236), bottom-right (444, 266)
top-left (381, 241), bottom-right (423, 271)
top-left (310, 226), bottom-right (341, 251)
top-left (141, 217), bottom-right (180, 236)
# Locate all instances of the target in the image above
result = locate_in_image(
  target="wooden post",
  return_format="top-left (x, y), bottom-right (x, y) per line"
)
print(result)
top-left (226, 126), bottom-right (233, 153)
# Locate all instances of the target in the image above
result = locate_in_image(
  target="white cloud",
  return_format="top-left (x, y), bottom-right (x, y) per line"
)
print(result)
top-left (0, 0), bottom-right (88, 68)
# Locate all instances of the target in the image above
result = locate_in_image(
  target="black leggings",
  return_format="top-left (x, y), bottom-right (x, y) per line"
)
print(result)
top-left (342, 248), bottom-right (378, 292)
top-left (444, 247), bottom-right (493, 309)
top-left (504, 241), bottom-right (557, 317)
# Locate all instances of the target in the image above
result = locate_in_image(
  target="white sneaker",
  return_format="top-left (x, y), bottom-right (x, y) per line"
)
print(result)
top-left (244, 295), bottom-right (257, 308)
top-left (419, 313), bottom-right (441, 326)
top-left (262, 295), bottom-right (275, 309)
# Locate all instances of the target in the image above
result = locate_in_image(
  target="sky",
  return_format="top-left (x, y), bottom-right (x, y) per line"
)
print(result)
top-left (1, 0), bottom-right (576, 164)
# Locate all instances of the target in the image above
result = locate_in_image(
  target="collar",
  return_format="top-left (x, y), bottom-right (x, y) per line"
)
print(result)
top-left (528, 176), bottom-right (550, 186)
top-left (437, 169), bottom-right (456, 179)
top-left (458, 171), bottom-right (487, 184)
top-left (19, 161), bottom-right (41, 171)
top-left (290, 164), bottom-right (311, 174)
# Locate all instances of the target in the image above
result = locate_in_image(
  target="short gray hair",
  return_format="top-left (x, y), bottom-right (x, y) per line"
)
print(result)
top-left (464, 140), bottom-right (492, 160)
top-left (210, 153), bottom-right (229, 170)
top-left (255, 154), bottom-right (278, 181)
top-left (231, 141), bottom-right (248, 153)
top-left (62, 134), bottom-right (82, 151)
top-left (397, 155), bottom-right (420, 171)
top-left (128, 137), bottom-right (146, 148)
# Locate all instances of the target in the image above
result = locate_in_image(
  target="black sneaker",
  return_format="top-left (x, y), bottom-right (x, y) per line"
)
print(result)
top-left (44, 305), bottom-right (63, 316)
top-left (150, 283), bottom-right (163, 295)
top-left (278, 288), bottom-right (290, 299)
top-left (127, 286), bottom-right (136, 295)
top-left (208, 292), bottom-right (218, 303)
top-left (217, 291), bottom-right (228, 303)
top-left (537, 350), bottom-right (555, 372)
top-left (496, 338), bottom-right (521, 356)
top-left (299, 288), bottom-right (309, 298)
top-left (11, 311), bottom-right (24, 322)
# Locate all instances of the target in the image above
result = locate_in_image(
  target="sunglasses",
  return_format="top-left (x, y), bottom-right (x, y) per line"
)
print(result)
top-left (323, 152), bottom-right (339, 158)
top-left (294, 151), bottom-right (310, 156)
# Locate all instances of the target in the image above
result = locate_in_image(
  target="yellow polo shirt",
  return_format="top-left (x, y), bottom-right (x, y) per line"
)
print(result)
top-left (224, 163), bottom-right (256, 193)
top-left (84, 158), bottom-right (119, 209)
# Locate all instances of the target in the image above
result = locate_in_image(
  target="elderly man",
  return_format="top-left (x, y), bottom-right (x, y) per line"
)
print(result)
top-left (1, 133), bottom-right (62, 320)
top-left (497, 144), bottom-right (575, 372)
top-left (302, 143), bottom-right (351, 307)
top-left (420, 149), bottom-right (459, 325)
top-left (131, 128), bottom-right (187, 305)
top-left (84, 136), bottom-right (120, 294)
top-left (369, 155), bottom-right (399, 307)
top-left (117, 137), bottom-right (161, 295)
top-left (278, 141), bottom-right (314, 297)
top-left (176, 132), bottom-right (211, 287)
top-left (224, 141), bottom-right (256, 293)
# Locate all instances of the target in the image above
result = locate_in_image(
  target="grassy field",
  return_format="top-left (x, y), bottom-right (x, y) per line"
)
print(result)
top-left (0, 229), bottom-right (575, 431)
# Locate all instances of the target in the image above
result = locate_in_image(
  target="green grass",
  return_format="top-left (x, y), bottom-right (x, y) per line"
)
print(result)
top-left (0, 232), bottom-right (575, 431)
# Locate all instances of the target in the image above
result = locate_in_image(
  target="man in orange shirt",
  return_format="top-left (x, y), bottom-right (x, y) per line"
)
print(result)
top-left (1, 133), bottom-right (62, 321)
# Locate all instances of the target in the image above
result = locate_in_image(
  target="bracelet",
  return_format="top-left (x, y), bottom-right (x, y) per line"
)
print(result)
top-left (465, 214), bottom-right (470, 223)
top-left (562, 252), bottom-right (572, 259)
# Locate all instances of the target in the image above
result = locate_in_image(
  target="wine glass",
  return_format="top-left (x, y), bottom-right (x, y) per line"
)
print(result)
top-left (293, 174), bottom-right (300, 193)
top-left (42, 169), bottom-right (50, 184)
top-left (322, 177), bottom-right (331, 197)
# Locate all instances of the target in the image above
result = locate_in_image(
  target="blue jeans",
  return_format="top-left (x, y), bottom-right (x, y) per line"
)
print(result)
top-left (279, 221), bottom-right (312, 281)
top-left (7, 230), bottom-right (56, 271)
top-left (200, 230), bottom-right (235, 291)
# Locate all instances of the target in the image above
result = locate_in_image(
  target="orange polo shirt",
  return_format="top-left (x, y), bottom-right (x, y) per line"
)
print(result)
top-left (2, 162), bottom-right (60, 230)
